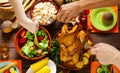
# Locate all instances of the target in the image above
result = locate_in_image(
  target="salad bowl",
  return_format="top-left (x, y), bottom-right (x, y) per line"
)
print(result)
top-left (14, 26), bottom-right (52, 60)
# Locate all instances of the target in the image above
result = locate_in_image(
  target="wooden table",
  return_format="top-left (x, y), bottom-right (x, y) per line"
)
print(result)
top-left (0, 6), bottom-right (120, 73)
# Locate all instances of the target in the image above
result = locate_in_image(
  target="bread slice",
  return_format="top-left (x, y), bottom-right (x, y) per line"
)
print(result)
top-left (0, 0), bottom-right (9, 3)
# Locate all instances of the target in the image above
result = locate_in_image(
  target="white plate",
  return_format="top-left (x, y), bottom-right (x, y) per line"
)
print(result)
top-left (26, 59), bottom-right (56, 73)
top-left (48, 59), bottom-right (56, 73)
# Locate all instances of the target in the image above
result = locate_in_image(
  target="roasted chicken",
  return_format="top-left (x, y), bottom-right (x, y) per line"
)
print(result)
top-left (58, 25), bottom-right (82, 66)
top-left (58, 24), bottom-right (93, 69)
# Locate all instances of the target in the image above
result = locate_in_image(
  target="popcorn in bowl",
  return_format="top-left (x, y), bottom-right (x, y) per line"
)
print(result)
top-left (31, 2), bottom-right (58, 26)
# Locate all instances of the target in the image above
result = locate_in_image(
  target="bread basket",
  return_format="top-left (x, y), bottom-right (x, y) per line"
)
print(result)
top-left (0, 2), bottom-right (15, 20)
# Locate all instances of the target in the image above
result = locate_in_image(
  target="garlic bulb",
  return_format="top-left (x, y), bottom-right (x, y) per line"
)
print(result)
top-left (1, 20), bottom-right (13, 33)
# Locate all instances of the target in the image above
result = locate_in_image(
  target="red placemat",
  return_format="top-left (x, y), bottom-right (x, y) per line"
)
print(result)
top-left (87, 6), bottom-right (119, 33)
top-left (0, 60), bottom-right (22, 73)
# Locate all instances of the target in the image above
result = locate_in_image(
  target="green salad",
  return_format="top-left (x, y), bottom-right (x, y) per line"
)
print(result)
top-left (19, 29), bottom-right (49, 58)
top-left (97, 64), bottom-right (112, 73)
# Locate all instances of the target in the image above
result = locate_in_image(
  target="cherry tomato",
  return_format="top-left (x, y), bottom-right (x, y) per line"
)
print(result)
top-left (19, 37), bottom-right (27, 45)
top-left (38, 36), bottom-right (44, 42)
top-left (20, 29), bottom-right (26, 37)
top-left (4, 70), bottom-right (9, 73)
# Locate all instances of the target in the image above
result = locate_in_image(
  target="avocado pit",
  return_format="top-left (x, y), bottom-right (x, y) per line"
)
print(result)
top-left (102, 12), bottom-right (113, 24)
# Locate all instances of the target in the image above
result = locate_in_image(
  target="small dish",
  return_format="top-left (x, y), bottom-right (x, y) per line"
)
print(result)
top-left (30, 0), bottom-right (58, 26)
top-left (91, 62), bottom-right (120, 73)
top-left (0, 62), bottom-right (20, 73)
top-left (90, 7), bottom-right (117, 31)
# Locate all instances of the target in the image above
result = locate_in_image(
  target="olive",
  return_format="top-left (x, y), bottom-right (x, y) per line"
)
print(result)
top-left (54, 0), bottom-right (64, 6)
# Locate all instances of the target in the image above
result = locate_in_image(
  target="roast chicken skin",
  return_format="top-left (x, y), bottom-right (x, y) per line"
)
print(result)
top-left (58, 24), bottom-right (83, 65)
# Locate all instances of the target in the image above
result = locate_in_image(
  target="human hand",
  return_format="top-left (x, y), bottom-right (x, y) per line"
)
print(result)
top-left (56, 1), bottom-right (82, 23)
top-left (30, 19), bottom-right (39, 33)
top-left (90, 43), bottom-right (120, 65)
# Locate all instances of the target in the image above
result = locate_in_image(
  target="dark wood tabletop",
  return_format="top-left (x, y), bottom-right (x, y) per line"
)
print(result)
top-left (0, 6), bottom-right (120, 73)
